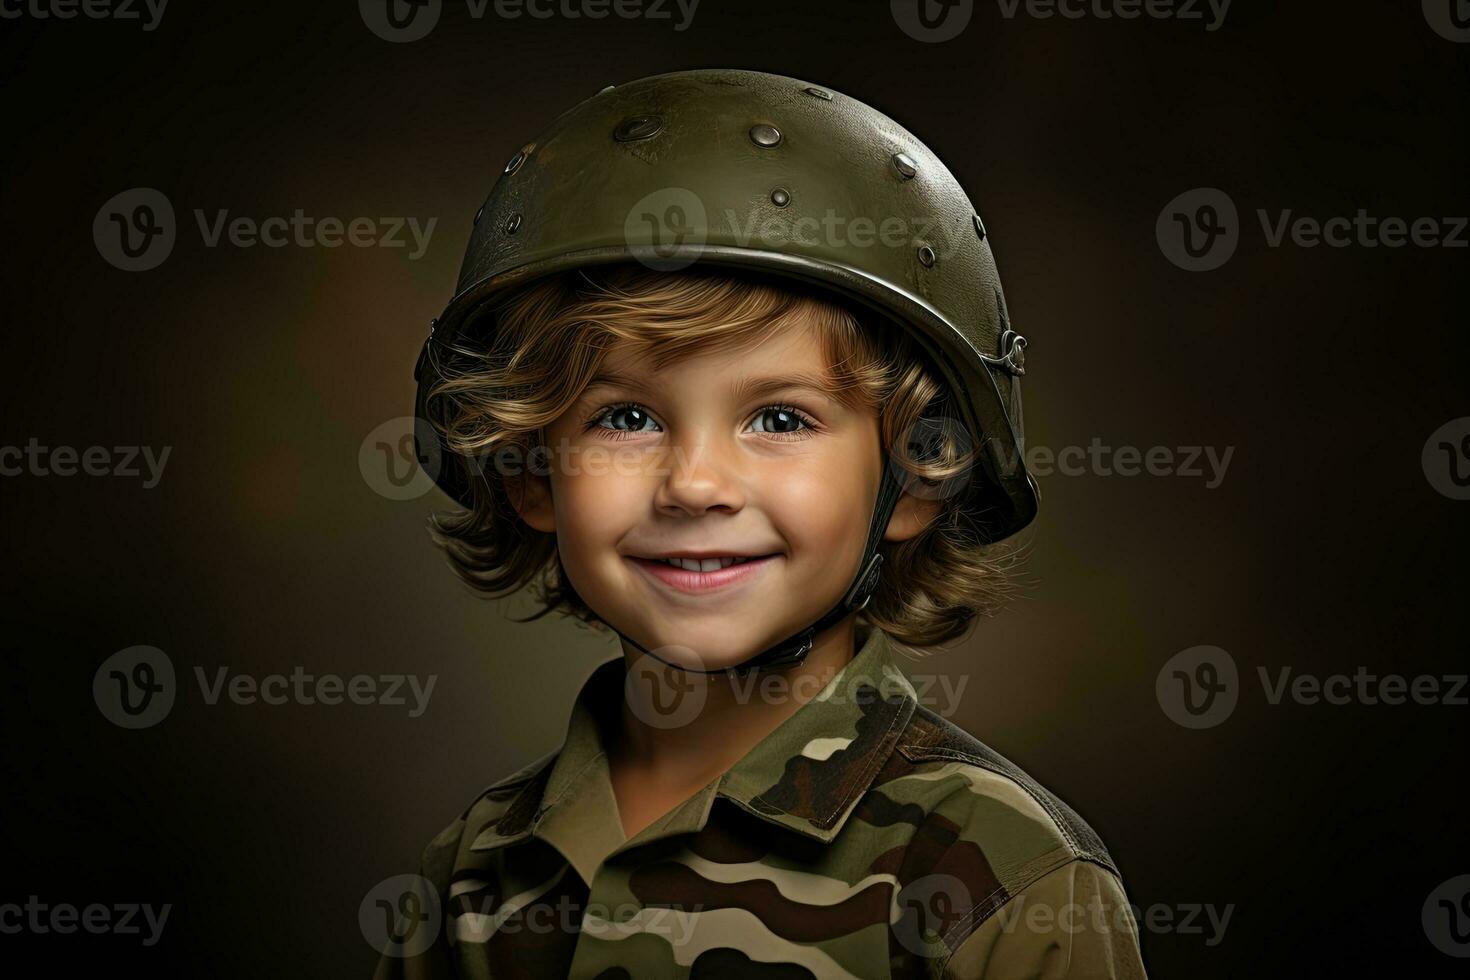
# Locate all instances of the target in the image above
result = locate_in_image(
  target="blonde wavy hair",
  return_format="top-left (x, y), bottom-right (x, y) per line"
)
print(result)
top-left (421, 263), bottom-right (1018, 648)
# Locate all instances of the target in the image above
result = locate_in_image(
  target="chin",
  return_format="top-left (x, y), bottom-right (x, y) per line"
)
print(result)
top-left (624, 622), bottom-right (780, 672)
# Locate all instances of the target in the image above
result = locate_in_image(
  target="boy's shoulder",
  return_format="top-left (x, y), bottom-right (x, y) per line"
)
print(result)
top-left (414, 749), bottom-right (562, 885)
top-left (881, 700), bottom-right (1121, 885)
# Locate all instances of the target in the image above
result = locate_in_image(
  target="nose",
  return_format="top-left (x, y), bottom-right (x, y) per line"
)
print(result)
top-left (651, 427), bottom-right (748, 517)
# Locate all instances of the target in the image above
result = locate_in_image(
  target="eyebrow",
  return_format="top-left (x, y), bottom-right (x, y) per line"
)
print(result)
top-left (584, 370), bottom-right (837, 402)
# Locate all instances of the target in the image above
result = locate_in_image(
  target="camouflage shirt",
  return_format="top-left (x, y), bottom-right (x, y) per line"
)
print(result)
top-left (374, 626), bottom-right (1148, 978)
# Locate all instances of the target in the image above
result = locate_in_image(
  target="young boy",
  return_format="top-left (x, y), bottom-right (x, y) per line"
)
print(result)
top-left (377, 69), bottom-right (1147, 979)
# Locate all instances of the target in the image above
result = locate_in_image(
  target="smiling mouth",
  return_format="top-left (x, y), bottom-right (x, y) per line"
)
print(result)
top-left (626, 554), bottom-right (780, 594)
top-left (642, 555), bottom-right (768, 571)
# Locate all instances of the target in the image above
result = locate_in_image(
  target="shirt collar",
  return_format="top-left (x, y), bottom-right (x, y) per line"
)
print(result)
top-left (468, 625), bottom-right (918, 882)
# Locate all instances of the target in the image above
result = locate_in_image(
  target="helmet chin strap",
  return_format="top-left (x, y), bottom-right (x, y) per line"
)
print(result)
top-left (613, 463), bottom-right (909, 676)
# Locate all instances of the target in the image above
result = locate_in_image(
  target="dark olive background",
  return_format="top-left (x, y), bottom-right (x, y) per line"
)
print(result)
top-left (1, 1), bottom-right (1466, 976)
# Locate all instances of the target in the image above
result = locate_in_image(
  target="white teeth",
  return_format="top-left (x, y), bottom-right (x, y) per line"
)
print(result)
top-left (658, 556), bottom-right (750, 571)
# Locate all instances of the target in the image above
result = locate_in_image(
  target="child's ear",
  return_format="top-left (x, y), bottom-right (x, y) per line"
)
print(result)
top-left (883, 490), bottom-right (943, 543)
top-left (507, 469), bottom-right (556, 534)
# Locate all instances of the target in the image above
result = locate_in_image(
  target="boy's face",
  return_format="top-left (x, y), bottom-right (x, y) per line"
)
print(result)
top-left (514, 320), bottom-right (931, 670)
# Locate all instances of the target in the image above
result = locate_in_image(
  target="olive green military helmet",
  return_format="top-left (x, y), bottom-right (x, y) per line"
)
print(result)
top-left (413, 67), bottom-right (1037, 543)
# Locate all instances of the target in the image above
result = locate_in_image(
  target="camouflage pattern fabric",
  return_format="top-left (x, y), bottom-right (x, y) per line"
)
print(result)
top-left (374, 626), bottom-right (1147, 978)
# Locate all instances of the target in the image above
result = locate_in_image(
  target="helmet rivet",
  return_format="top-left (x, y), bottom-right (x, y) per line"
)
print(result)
top-left (503, 149), bottom-right (527, 176)
top-left (917, 244), bottom-right (936, 267)
top-left (503, 213), bottom-right (522, 235)
top-left (803, 86), bottom-right (833, 101)
top-left (893, 152), bottom-right (918, 180)
top-left (614, 115), bottom-right (663, 142)
top-left (974, 214), bottom-right (987, 241)
top-left (770, 187), bottom-right (791, 207)
top-left (749, 124), bottom-right (782, 147)
top-left (597, 84), bottom-right (616, 95)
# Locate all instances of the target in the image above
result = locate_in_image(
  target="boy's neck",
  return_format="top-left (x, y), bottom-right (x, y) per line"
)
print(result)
top-left (608, 615), bottom-right (862, 793)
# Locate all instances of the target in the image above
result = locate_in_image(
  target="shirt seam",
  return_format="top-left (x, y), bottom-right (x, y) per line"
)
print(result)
top-left (898, 743), bottom-right (1099, 865)
top-left (936, 853), bottom-right (1124, 973)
